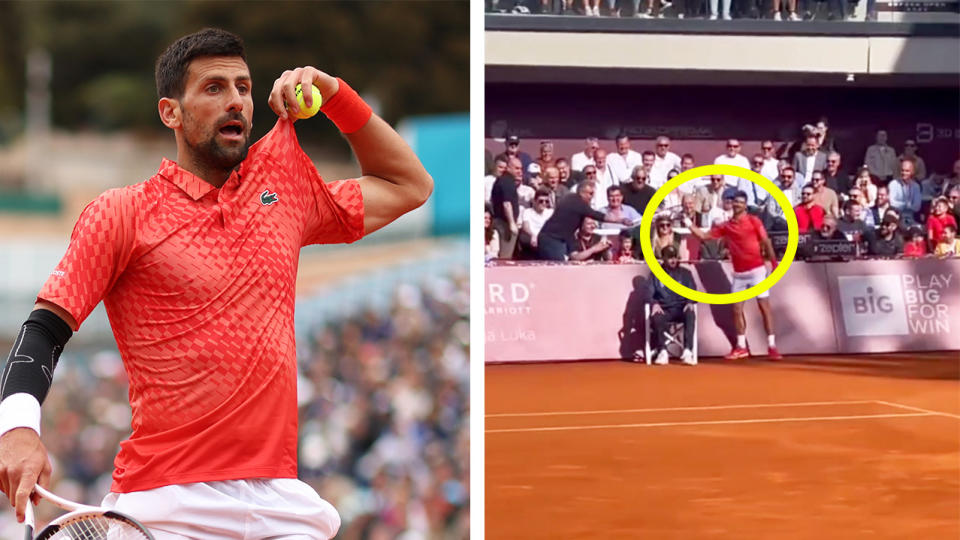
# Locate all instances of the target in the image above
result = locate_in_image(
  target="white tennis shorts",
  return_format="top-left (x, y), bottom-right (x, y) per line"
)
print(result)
top-left (100, 478), bottom-right (340, 540)
top-left (731, 265), bottom-right (769, 299)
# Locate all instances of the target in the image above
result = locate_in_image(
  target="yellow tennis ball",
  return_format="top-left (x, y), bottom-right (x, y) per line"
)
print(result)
top-left (291, 83), bottom-right (322, 119)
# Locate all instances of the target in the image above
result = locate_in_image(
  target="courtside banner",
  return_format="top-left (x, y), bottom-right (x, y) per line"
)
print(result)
top-left (827, 258), bottom-right (960, 353)
top-left (485, 263), bottom-right (641, 362)
top-left (485, 261), bottom-right (839, 363)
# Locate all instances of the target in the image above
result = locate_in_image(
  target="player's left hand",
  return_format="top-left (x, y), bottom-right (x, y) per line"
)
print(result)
top-left (268, 67), bottom-right (340, 120)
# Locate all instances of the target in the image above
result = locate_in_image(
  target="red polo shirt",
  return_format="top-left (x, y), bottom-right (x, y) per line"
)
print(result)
top-left (708, 213), bottom-right (768, 272)
top-left (38, 119), bottom-right (364, 492)
top-left (794, 203), bottom-right (825, 233)
top-left (927, 213), bottom-right (957, 244)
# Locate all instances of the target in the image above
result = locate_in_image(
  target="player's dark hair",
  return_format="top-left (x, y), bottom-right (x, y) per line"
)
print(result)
top-left (155, 28), bottom-right (246, 99)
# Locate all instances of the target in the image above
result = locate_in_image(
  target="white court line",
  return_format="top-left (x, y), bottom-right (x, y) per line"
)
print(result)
top-left (485, 412), bottom-right (935, 434)
top-left (872, 400), bottom-right (960, 420)
top-left (486, 400), bottom-right (879, 418)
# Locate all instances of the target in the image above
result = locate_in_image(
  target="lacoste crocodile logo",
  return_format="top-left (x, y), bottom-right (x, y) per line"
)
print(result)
top-left (260, 189), bottom-right (279, 206)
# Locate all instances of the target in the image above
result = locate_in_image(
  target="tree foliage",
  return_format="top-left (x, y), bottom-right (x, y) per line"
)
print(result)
top-left (0, 0), bottom-right (468, 148)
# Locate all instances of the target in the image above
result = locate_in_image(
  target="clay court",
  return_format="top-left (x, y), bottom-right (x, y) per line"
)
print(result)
top-left (486, 353), bottom-right (960, 539)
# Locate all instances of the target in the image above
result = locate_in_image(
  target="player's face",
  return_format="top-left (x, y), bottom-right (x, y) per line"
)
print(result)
top-left (732, 197), bottom-right (747, 215)
top-left (179, 56), bottom-right (254, 171)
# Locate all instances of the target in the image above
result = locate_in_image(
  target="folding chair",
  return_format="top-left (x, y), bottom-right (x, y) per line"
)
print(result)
top-left (643, 303), bottom-right (698, 365)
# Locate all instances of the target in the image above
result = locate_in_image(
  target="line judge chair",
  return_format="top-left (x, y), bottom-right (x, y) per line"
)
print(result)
top-left (643, 303), bottom-right (698, 365)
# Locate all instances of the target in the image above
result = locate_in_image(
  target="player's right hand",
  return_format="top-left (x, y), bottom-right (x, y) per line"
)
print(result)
top-left (0, 428), bottom-right (51, 523)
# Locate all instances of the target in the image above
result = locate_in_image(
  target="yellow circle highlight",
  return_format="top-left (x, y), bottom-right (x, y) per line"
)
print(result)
top-left (638, 164), bottom-right (799, 305)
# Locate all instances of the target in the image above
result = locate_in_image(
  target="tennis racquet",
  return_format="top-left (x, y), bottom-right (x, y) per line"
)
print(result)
top-left (24, 484), bottom-right (154, 540)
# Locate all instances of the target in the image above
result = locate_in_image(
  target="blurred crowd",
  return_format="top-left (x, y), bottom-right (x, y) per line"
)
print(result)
top-left (489, 0), bottom-right (880, 20)
top-left (484, 121), bottom-right (960, 263)
top-left (0, 273), bottom-right (470, 540)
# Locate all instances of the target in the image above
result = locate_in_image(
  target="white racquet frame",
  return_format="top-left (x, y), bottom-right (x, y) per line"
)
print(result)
top-left (24, 484), bottom-right (155, 540)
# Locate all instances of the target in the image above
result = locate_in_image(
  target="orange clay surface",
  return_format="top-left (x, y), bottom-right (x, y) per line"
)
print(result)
top-left (486, 353), bottom-right (960, 540)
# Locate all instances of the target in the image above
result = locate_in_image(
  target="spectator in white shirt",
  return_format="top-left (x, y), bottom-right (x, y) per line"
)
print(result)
top-left (519, 188), bottom-right (555, 256)
top-left (571, 137), bottom-right (600, 172)
top-left (888, 158), bottom-right (923, 224)
top-left (739, 154), bottom-right (771, 213)
top-left (641, 150), bottom-right (656, 177)
top-left (863, 129), bottom-right (898, 182)
top-left (678, 153), bottom-right (705, 192)
top-left (650, 136), bottom-right (682, 189)
top-left (485, 156), bottom-right (507, 203)
top-left (852, 166), bottom-right (878, 208)
top-left (607, 133), bottom-right (644, 184)
top-left (759, 140), bottom-right (779, 181)
top-left (695, 174), bottom-right (727, 221)
top-left (713, 138), bottom-right (751, 187)
top-left (589, 149), bottom-right (617, 210)
top-left (600, 185), bottom-right (642, 231)
top-left (517, 164), bottom-right (537, 209)
top-left (704, 188), bottom-right (736, 228)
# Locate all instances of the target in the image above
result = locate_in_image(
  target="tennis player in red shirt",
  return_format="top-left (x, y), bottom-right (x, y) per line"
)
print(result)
top-left (685, 190), bottom-right (782, 360)
top-left (0, 28), bottom-right (432, 538)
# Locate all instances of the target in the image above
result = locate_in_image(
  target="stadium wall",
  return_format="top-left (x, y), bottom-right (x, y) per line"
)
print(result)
top-left (484, 259), bottom-right (960, 362)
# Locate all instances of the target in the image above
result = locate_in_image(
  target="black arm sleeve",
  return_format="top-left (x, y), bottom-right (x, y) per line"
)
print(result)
top-left (0, 309), bottom-right (73, 404)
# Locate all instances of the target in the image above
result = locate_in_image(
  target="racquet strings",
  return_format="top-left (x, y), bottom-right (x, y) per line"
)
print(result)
top-left (36, 513), bottom-right (152, 540)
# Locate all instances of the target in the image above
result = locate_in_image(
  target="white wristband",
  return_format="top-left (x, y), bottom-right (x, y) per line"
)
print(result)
top-left (0, 393), bottom-right (42, 438)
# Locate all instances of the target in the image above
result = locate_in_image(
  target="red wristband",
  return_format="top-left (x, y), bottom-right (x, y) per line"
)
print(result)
top-left (320, 78), bottom-right (373, 134)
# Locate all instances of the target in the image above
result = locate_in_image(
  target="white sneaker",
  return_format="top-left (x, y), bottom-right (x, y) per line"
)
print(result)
top-left (654, 349), bottom-right (669, 365)
top-left (681, 349), bottom-right (696, 365)
top-left (773, 11), bottom-right (782, 20)
top-left (788, 11), bottom-right (799, 20)
top-left (709, 13), bottom-right (718, 19)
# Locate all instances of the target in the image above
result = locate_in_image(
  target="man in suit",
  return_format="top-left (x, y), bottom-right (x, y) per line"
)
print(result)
top-left (793, 134), bottom-right (827, 186)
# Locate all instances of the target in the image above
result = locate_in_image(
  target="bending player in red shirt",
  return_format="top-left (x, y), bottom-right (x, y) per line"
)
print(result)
top-left (685, 191), bottom-right (783, 360)
top-left (0, 28), bottom-right (432, 538)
